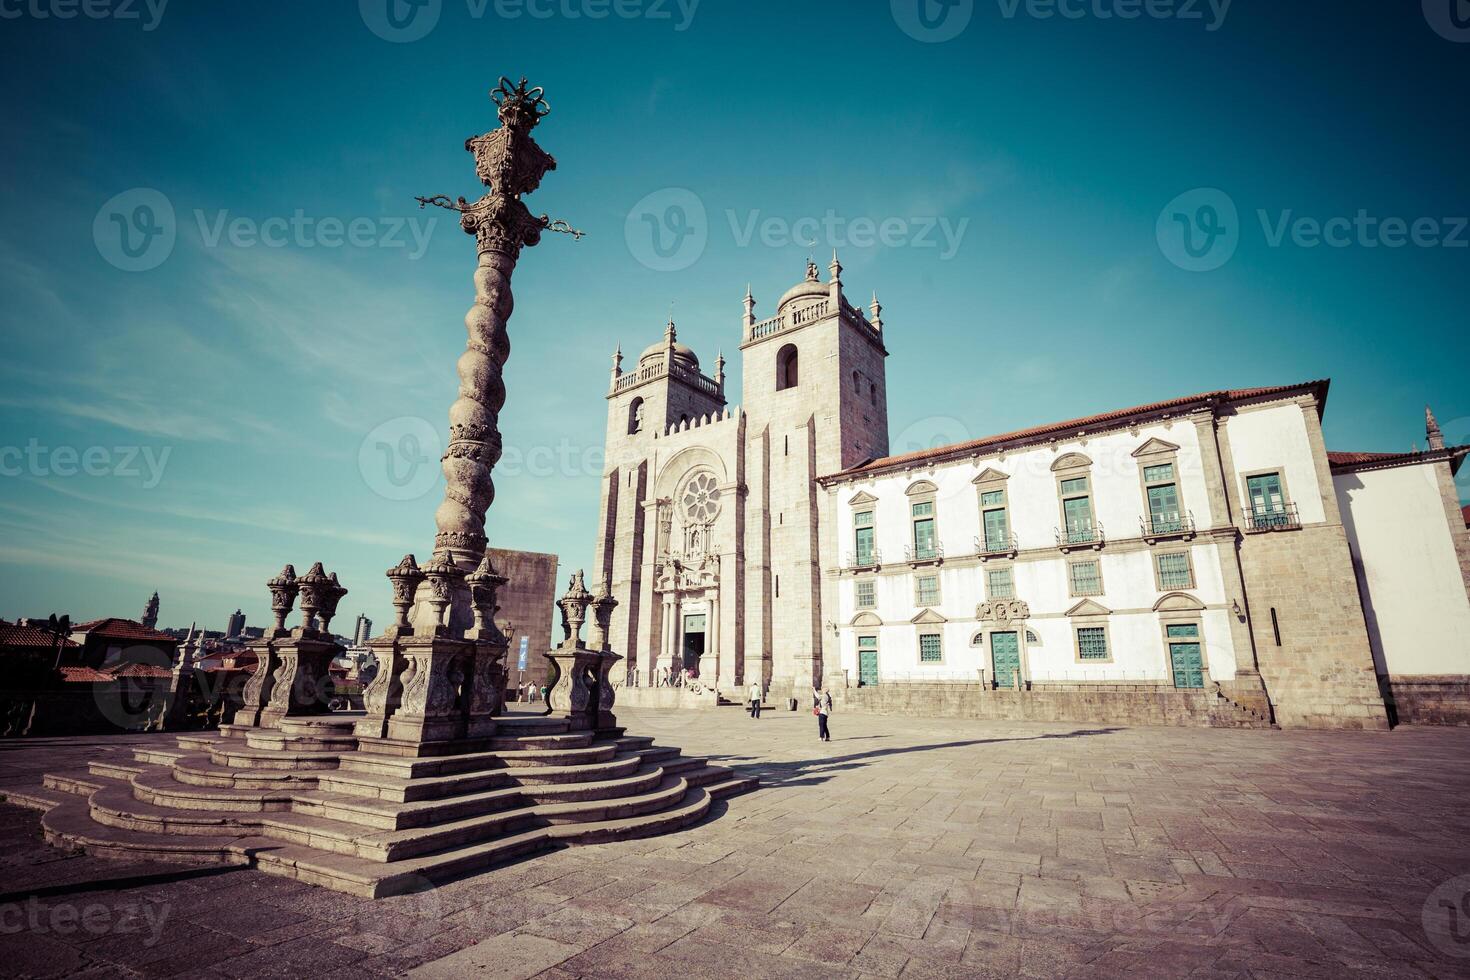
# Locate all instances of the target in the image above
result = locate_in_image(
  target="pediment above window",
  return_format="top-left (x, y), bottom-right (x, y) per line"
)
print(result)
top-left (971, 467), bottom-right (1010, 485)
top-left (1132, 438), bottom-right (1182, 458)
top-left (1050, 453), bottom-right (1093, 472)
top-left (850, 612), bottom-right (883, 627)
top-left (848, 491), bottom-right (879, 506)
top-left (1065, 598), bottom-right (1112, 617)
top-left (1153, 592), bottom-right (1205, 612)
top-left (910, 608), bottom-right (947, 625)
top-left (904, 480), bottom-right (939, 497)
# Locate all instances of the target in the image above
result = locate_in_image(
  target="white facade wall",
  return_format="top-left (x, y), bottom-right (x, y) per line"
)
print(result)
top-left (1337, 464), bottom-right (1470, 676)
top-left (1222, 404), bottom-right (1327, 525)
top-left (832, 419), bottom-right (1235, 687)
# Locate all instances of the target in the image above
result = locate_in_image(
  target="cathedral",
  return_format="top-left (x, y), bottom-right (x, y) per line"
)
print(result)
top-left (592, 258), bottom-right (1470, 728)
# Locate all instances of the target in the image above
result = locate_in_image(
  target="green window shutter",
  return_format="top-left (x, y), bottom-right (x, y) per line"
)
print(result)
top-left (983, 508), bottom-right (1009, 549)
top-left (855, 526), bottom-right (874, 563)
top-left (919, 634), bottom-right (942, 663)
top-left (911, 501), bottom-right (933, 518)
top-left (1148, 483), bottom-right (1180, 525)
top-left (913, 518), bottom-right (936, 558)
top-left (1077, 627), bottom-right (1108, 660)
top-left (1063, 496), bottom-right (1092, 533)
top-left (1157, 554), bottom-right (1192, 589)
top-left (1246, 473), bottom-right (1284, 515)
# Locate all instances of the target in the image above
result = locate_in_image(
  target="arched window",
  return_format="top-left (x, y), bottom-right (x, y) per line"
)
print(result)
top-left (971, 632), bottom-right (985, 647)
top-left (776, 344), bottom-right (799, 391)
top-left (628, 397), bottom-right (644, 435)
top-left (869, 382), bottom-right (876, 406)
top-left (852, 370), bottom-right (860, 393)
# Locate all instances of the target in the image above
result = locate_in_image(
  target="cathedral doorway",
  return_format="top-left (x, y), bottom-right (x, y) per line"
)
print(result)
top-left (682, 613), bottom-right (707, 674)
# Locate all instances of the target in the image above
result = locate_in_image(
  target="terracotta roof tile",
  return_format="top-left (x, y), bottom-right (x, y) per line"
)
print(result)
top-left (0, 622), bottom-right (80, 651)
top-left (59, 666), bottom-right (113, 683)
top-left (823, 381), bottom-right (1327, 483)
top-left (103, 663), bottom-right (173, 679)
top-left (71, 618), bottom-right (179, 645)
top-left (1327, 445), bottom-right (1470, 473)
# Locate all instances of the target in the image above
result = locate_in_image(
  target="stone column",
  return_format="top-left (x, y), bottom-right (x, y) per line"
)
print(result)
top-left (357, 555), bottom-right (423, 740)
top-left (545, 572), bottom-right (599, 730)
top-left (236, 566), bottom-right (296, 729)
top-left (259, 563), bottom-right (347, 729)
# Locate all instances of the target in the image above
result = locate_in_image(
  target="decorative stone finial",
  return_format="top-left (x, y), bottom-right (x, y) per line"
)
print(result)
top-left (714, 349), bottom-right (725, 387)
top-left (1427, 405), bottom-right (1445, 451)
top-left (590, 581), bottom-right (619, 652)
top-left (297, 562), bottom-right (331, 634)
top-left (423, 552), bottom-right (466, 635)
top-left (610, 345), bottom-right (623, 382)
top-left (386, 555), bottom-right (426, 634)
top-left (466, 554), bottom-right (508, 635)
top-left (829, 248), bottom-right (842, 283)
top-left (319, 572), bottom-right (348, 634)
top-left (557, 570), bottom-right (594, 648)
top-left (805, 258), bottom-right (820, 282)
top-left (267, 565), bottom-right (299, 633)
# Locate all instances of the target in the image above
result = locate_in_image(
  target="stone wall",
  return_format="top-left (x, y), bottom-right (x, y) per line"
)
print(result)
top-left (490, 548), bottom-right (559, 691)
top-left (1382, 675), bottom-right (1470, 726)
top-left (829, 681), bottom-right (1223, 727)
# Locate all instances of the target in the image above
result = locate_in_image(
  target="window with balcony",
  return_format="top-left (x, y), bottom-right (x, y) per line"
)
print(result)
top-left (854, 510), bottom-right (875, 566)
top-left (1244, 471), bottom-right (1300, 531)
top-left (1060, 476), bottom-right (1097, 545)
top-left (1076, 626), bottom-right (1109, 661)
top-left (986, 567), bottom-right (1015, 599)
top-left (911, 500), bottom-right (937, 560)
top-left (1156, 552), bottom-right (1194, 590)
top-left (1143, 462), bottom-right (1184, 535)
top-left (855, 579), bottom-right (876, 609)
top-left (980, 489), bottom-right (1011, 553)
top-left (919, 632), bottom-right (943, 664)
top-left (915, 574), bottom-right (940, 606)
top-left (1069, 559), bottom-right (1103, 597)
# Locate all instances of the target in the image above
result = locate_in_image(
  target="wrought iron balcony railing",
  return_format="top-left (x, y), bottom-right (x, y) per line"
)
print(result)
top-left (974, 532), bottom-right (1019, 558)
top-left (1140, 512), bottom-right (1196, 540)
top-left (1056, 522), bottom-right (1105, 550)
top-left (904, 543), bottom-right (944, 563)
top-left (1244, 504), bottom-right (1301, 533)
top-left (846, 549), bottom-right (882, 569)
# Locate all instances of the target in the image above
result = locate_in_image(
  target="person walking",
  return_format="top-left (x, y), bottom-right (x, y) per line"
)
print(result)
top-left (814, 688), bottom-right (832, 741)
top-left (748, 678), bottom-right (762, 719)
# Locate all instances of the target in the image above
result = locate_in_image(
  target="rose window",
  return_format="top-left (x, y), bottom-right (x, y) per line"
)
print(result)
top-left (682, 472), bottom-right (721, 523)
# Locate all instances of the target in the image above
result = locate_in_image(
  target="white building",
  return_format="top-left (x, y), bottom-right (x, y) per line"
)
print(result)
top-left (594, 260), bottom-right (1470, 728)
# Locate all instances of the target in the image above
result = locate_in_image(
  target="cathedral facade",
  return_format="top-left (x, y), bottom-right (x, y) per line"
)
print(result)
top-left (592, 259), bottom-right (1470, 727)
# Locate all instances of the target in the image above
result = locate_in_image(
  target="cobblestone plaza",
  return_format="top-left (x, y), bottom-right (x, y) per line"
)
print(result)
top-left (2, 707), bottom-right (1468, 978)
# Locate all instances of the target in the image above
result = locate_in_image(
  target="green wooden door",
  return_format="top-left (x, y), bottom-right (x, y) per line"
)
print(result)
top-left (1148, 482), bottom-right (1180, 531)
top-left (983, 507), bottom-right (1008, 550)
top-left (1170, 643), bottom-right (1204, 689)
top-left (858, 636), bottom-right (878, 687)
top-left (991, 631), bottom-right (1020, 688)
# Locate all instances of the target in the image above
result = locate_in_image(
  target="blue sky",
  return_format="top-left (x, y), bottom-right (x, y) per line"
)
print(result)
top-left (1, 0), bottom-right (1466, 635)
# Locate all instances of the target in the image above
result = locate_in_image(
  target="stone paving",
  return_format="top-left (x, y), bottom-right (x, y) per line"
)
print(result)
top-left (2, 708), bottom-right (1470, 978)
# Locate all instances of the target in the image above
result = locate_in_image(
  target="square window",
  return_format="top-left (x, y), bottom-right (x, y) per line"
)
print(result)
top-left (911, 500), bottom-right (933, 518)
top-left (1143, 463), bottom-right (1175, 483)
top-left (919, 633), bottom-right (943, 663)
top-left (1059, 477), bottom-right (1089, 495)
top-left (1157, 553), bottom-right (1193, 590)
top-left (1166, 623), bottom-right (1200, 638)
top-left (987, 567), bottom-right (1015, 599)
top-left (980, 490), bottom-right (1005, 506)
top-left (916, 574), bottom-right (940, 606)
top-left (854, 510), bottom-right (874, 528)
top-left (1069, 561), bottom-right (1102, 596)
top-left (1077, 627), bottom-right (1108, 660)
top-left (855, 580), bottom-right (876, 608)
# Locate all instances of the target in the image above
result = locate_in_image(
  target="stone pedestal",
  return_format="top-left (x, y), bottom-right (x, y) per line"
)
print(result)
top-left (594, 650), bottom-right (622, 732)
top-left (544, 646), bottom-right (602, 732)
top-left (355, 636), bottom-right (409, 740)
top-left (258, 632), bottom-right (339, 729)
top-left (386, 636), bottom-right (479, 743)
top-left (236, 634), bottom-right (285, 728)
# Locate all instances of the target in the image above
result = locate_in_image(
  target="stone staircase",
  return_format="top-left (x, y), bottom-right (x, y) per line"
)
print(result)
top-left (1209, 683), bottom-right (1276, 728)
top-left (8, 713), bottom-right (756, 897)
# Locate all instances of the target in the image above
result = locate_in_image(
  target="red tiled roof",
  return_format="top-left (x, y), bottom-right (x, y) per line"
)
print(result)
top-left (59, 666), bottom-right (113, 683)
top-left (0, 622), bottom-right (80, 651)
top-left (1327, 445), bottom-right (1470, 474)
top-left (71, 618), bottom-right (178, 645)
top-left (103, 663), bottom-right (173, 679)
top-left (822, 381), bottom-right (1328, 483)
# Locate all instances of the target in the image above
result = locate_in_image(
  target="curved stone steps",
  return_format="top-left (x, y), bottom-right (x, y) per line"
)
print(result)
top-left (244, 729), bottom-right (358, 753)
top-left (171, 753), bottom-right (324, 790)
top-left (175, 733), bottom-right (226, 752)
top-left (130, 766), bottom-right (293, 813)
top-left (315, 766), bottom-right (512, 804)
top-left (490, 716), bottom-right (573, 736)
top-left (483, 732), bottom-right (595, 750)
top-left (500, 753), bottom-right (643, 785)
top-left (39, 787), bottom-right (267, 866)
top-left (89, 760), bottom-right (146, 781)
top-left (211, 745), bottom-right (343, 771)
top-left (292, 784), bottom-right (526, 832)
top-left (491, 744), bottom-right (619, 768)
